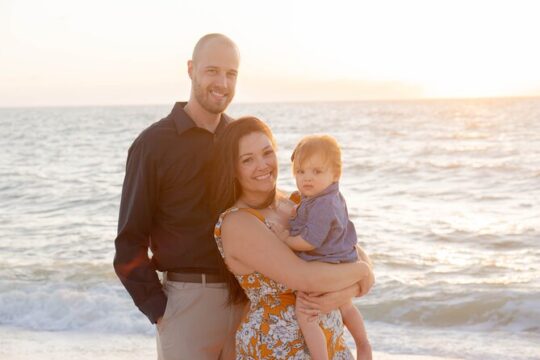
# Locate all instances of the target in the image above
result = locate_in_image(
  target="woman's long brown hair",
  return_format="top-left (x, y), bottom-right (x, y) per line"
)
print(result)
top-left (209, 116), bottom-right (276, 304)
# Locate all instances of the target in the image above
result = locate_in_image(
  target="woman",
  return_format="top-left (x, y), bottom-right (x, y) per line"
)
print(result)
top-left (210, 116), bottom-right (374, 359)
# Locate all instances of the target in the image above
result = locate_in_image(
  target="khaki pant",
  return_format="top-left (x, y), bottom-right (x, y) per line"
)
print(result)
top-left (156, 275), bottom-right (244, 360)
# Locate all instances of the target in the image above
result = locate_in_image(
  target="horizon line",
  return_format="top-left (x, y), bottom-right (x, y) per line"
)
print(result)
top-left (1, 95), bottom-right (539, 110)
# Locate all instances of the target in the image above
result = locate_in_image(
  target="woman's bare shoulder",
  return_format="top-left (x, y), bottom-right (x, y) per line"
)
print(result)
top-left (221, 208), bottom-right (252, 224)
top-left (220, 208), bottom-right (266, 236)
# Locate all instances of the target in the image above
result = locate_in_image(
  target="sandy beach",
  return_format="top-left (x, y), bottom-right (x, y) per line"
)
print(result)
top-left (0, 326), bottom-right (461, 360)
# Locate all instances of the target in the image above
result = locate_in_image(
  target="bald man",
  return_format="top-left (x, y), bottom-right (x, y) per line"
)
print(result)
top-left (114, 34), bottom-right (243, 360)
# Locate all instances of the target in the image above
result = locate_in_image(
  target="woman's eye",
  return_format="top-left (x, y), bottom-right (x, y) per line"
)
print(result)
top-left (242, 158), bottom-right (252, 164)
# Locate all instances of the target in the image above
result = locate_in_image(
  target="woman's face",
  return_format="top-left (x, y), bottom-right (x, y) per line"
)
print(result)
top-left (236, 131), bottom-right (278, 197)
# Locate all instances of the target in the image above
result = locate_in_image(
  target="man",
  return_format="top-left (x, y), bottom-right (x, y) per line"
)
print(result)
top-left (113, 33), bottom-right (243, 359)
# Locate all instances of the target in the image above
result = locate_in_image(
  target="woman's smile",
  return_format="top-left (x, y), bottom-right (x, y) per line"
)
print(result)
top-left (237, 131), bottom-right (278, 195)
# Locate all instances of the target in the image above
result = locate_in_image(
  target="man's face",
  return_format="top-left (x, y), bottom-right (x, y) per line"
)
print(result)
top-left (189, 40), bottom-right (240, 114)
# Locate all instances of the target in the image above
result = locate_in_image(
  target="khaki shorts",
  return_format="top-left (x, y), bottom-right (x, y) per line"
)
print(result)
top-left (156, 275), bottom-right (244, 360)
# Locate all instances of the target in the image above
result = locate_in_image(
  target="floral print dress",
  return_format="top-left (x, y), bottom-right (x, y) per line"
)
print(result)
top-left (214, 207), bottom-right (353, 360)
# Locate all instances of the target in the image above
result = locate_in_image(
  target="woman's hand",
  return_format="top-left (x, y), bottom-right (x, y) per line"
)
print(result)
top-left (295, 291), bottom-right (323, 321)
top-left (356, 245), bottom-right (375, 296)
top-left (296, 284), bottom-right (360, 315)
top-left (358, 265), bottom-right (375, 297)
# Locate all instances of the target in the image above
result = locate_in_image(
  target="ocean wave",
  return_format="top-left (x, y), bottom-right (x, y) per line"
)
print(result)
top-left (358, 290), bottom-right (540, 333)
top-left (0, 280), bottom-right (153, 335)
top-left (428, 219), bottom-right (539, 241)
top-left (345, 161), bottom-right (535, 178)
top-left (2, 278), bottom-right (537, 336)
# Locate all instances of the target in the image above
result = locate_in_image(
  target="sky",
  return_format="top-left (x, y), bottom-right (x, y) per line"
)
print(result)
top-left (1, 0), bottom-right (540, 106)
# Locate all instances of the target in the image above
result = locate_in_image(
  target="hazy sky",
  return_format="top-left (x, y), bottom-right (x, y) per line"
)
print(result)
top-left (1, 0), bottom-right (540, 106)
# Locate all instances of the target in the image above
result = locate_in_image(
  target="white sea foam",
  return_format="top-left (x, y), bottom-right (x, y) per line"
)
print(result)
top-left (0, 281), bottom-right (153, 335)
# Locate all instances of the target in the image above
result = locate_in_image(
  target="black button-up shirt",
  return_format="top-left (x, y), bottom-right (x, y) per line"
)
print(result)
top-left (113, 102), bottom-right (232, 323)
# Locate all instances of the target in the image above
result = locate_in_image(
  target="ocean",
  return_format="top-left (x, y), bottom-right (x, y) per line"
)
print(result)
top-left (1, 98), bottom-right (539, 359)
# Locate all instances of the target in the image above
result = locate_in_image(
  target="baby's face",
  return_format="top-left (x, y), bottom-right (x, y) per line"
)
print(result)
top-left (294, 153), bottom-right (338, 197)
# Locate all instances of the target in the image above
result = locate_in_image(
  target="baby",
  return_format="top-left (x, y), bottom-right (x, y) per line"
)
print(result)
top-left (271, 134), bottom-right (372, 360)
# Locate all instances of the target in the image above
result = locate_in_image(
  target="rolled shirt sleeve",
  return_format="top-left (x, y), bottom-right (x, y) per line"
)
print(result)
top-left (290, 197), bottom-right (335, 248)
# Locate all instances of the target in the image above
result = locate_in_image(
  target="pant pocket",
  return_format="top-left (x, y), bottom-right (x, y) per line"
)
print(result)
top-left (157, 287), bottom-right (175, 332)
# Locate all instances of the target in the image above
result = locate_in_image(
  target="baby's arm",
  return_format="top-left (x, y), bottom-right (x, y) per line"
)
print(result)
top-left (284, 234), bottom-right (316, 252)
top-left (268, 222), bottom-right (315, 251)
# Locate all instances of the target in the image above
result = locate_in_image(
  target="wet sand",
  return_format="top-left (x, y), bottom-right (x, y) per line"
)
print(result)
top-left (0, 326), bottom-right (461, 360)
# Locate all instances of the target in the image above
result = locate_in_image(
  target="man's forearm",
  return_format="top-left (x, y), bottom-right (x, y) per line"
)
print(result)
top-left (113, 235), bottom-right (166, 324)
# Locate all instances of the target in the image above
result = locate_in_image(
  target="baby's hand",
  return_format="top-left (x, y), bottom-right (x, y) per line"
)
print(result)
top-left (267, 221), bottom-right (289, 242)
top-left (290, 204), bottom-right (298, 218)
top-left (275, 198), bottom-right (298, 219)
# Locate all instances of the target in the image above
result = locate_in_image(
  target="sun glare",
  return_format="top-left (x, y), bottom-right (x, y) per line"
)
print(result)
top-left (1, 0), bottom-right (540, 105)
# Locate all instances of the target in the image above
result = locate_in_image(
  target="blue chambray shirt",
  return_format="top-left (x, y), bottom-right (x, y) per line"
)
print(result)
top-left (289, 182), bottom-right (359, 263)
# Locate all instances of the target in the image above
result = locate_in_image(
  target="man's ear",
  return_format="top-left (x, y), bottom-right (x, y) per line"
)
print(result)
top-left (187, 60), bottom-right (193, 79)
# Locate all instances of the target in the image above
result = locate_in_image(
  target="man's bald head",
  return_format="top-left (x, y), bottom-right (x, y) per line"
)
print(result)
top-left (187, 34), bottom-right (240, 116)
top-left (192, 33), bottom-right (240, 65)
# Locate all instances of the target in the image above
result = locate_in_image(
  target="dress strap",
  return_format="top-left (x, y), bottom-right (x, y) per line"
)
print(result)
top-left (238, 207), bottom-right (266, 223)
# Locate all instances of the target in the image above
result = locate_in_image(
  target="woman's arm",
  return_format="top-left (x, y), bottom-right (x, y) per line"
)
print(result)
top-left (297, 245), bottom-right (375, 315)
top-left (221, 211), bottom-right (370, 293)
top-left (356, 244), bottom-right (375, 296)
top-left (296, 283), bottom-right (361, 316)
top-left (357, 244), bottom-right (373, 268)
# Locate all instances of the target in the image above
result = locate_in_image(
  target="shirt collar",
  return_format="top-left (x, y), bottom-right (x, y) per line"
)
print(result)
top-left (169, 102), bottom-right (233, 136)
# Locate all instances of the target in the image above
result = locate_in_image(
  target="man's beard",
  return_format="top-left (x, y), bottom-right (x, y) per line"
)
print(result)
top-left (192, 80), bottom-right (233, 114)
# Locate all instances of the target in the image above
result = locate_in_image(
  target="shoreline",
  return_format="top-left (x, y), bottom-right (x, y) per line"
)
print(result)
top-left (0, 326), bottom-right (461, 360)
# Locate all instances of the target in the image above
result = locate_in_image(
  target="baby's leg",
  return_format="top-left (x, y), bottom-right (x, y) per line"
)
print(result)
top-left (296, 295), bottom-right (328, 360)
top-left (340, 301), bottom-right (372, 360)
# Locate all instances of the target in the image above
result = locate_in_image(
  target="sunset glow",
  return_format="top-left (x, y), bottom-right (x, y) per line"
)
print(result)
top-left (1, 0), bottom-right (539, 106)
